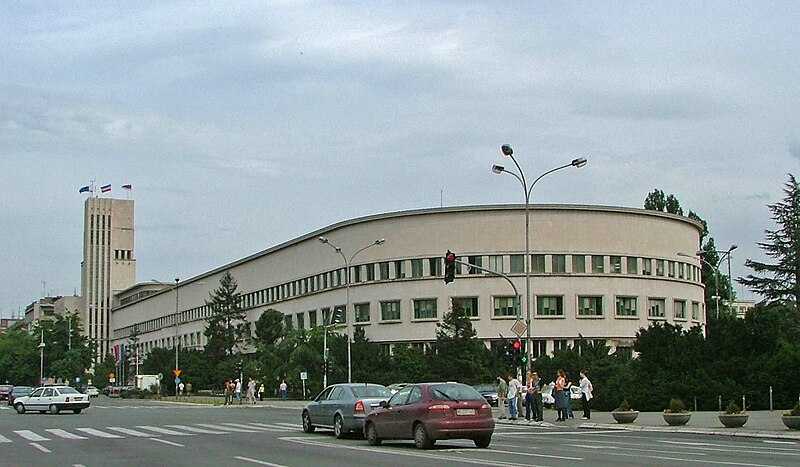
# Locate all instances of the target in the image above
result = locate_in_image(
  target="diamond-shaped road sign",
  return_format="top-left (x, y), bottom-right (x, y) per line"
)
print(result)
top-left (511, 320), bottom-right (527, 337)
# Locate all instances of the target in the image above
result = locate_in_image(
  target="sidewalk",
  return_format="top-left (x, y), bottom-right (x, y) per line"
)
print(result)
top-left (495, 410), bottom-right (800, 441)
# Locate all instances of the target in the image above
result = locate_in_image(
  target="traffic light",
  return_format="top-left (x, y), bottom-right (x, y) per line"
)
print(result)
top-left (236, 360), bottom-right (243, 373)
top-left (331, 307), bottom-right (343, 324)
top-left (444, 250), bottom-right (456, 284)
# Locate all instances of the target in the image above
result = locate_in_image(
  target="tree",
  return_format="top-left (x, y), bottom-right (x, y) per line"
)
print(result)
top-left (204, 271), bottom-right (248, 358)
top-left (428, 306), bottom-right (492, 385)
top-left (253, 309), bottom-right (285, 349)
top-left (644, 189), bottom-right (666, 211)
top-left (739, 174), bottom-right (800, 310)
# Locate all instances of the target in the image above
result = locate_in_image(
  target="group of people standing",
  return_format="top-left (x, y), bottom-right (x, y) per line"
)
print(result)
top-left (497, 369), bottom-right (593, 421)
top-left (223, 377), bottom-right (266, 405)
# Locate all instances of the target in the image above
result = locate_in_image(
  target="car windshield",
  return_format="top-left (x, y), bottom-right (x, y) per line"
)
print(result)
top-left (472, 384), bottom-right (495, 392)
top-left (58, 387), bottom-right (80, 394)
top-left (429, 383), bottom-right (485, 402)
top-left (351, 385), bottom-right (391, 398)
top-left (12, 387), bottom-right (32, 394)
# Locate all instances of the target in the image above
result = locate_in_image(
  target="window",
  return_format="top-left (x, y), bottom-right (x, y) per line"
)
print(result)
top-left (366, 264), bottom-right (375, 281)
top-left (678, 262), bottom-right (686, 279)
top-left (553, 339), bottom-right (569, 351)
top-left (413, 299), bottom-right (437, 319)
top-left (532, 254), bottom-right (545, 273)
top-left (674, 300), bottom-right (687, 319)
top-left (429, 258), bottom-right (442, 276)
top-left (510, 255), bottom-right (524, 273)
top-left (379, 262), bottom-right (390, 280)
top-left (467, 255), bottom-right (482, 274)
top-left (578, 296), bottom-right (603, 316)
top-left (352, 265), bottom-right (362, 283)
top-left (552, 255), bottom-right (566, 273)
top-left (692, 302), bottom-right (700, 320)
top-left (626, 256), bottom-right (637, 274)
top-left (572, 255), bottom-right (586, 273)
top-left (642, 258), bottom-right (652, 275)
top-left (452, 297), bottom-right (478, 317)
top-left (656, 259), bottom-right (665, 276)
top-left (648, 298), bottom-right (666, 318)
top-left (493, 296), bottom-right (517, 317)
top-left (411, 259), bottom-right (424, 278)
top-left (308, 310), bottom-right (317, 327)
top-left (354, 303), bottom-right (370, 323)
top-left (668, 261), bottom-right (676, 278)
top-left (592, 255), bottom-right (605, 273)
top-left (616, 297), bottom-right (637, 317)
top-left (537, 296), bottom-right (564, 316)
top-left (395, 260), bottom-right (405, 279)
top-left (322, 307), bottom-right (330, 325)
top-left (334, 305), bottom-right (346, 324)
top-left (380, 301), bottom-right (401, 321)
top-left (488, 255), bottom-right (504, 273)
top-left (610, 256), bottom-right (622, 273)
top-left (296, 312), bottom-right (304, 329)
top-left (284, 314), bottom-right (293, 330)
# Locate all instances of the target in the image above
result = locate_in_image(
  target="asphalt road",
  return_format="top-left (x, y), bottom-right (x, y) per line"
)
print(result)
top-left (1, 397), bottom-right (798, 467)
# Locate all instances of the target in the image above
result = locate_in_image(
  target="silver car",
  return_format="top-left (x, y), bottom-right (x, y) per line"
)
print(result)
top-left (302, 383), bottom-right (391, 438)
top-left (14, 386), bottom-right (90, 414)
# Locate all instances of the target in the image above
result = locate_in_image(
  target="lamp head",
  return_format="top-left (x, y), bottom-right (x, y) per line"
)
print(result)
top-left (501, 144), bottom-right (513, 156)
top-left (571, 157), bottom-right (588, 168)
top-left (492, 164), bottom-right (505, 174)
top-left (375, 239), bottom-right (386, 245)
top-left (318, 236), bottom-right (329, 244)
top-left (729, 244), bottom-right (738, 252)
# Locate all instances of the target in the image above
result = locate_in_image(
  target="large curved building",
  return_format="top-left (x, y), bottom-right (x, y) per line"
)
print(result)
top-left (111, 204), bottom-right (705, 359)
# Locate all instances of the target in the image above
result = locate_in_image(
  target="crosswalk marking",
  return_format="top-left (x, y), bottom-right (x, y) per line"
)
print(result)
top-left (15, 430), bottom-right (50, 442)
top-left (46, 429), bottom-right (88, 440)
top-left (196, 423), bottom-right (240, 432)
top-left (106, 427), bottom-right (158, 437)
top-left (167, 425), bottom-right (228, 435)
top-left (75, 428), bottom-right (123, 439)
top-left (0, 433), bottom-right (11, 443)
top-left (137, 426), bottom-right (194, 436)
top-left (220, 422), bottom-right (263, 433)
top-left (273, 422), bottom-right (299, 428)
top-left (248, 423), bottom-right (291, 431)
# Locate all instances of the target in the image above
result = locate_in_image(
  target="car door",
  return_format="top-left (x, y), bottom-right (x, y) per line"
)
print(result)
top-left (41, 388), bottom-right (56, 410)
top-left (26, 388), bottom-right (45, 411)
top-left (399, 385), bottom-right (425, 437)
top-left (379, 385), bottom-right (413, 438)
top-left (308, 387), bottom-right (332, 425)
top-left (323, 386), bottom-right (345, 424)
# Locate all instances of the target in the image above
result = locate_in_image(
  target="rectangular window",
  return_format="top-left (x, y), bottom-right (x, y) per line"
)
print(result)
top-left (322, 307), bottom-right (330, 325)
top-left (592, 255), bottom-right (605, 273)
top-left (309, 310), bottom-right (317, 328)
top-left (452, 297), bottom-right (479, 317)
top-left (429, 258), bottom-right (442, 276)
top-left (678, 262), bottom-right (686, 279)
top-left (692, 302), bottom-right (700, 320)
top-left (380, 301), bottom-right (401, 321)
top-left (413, 299), bottom-right (437, 319)
top-left (536, 296), bottom-right (564, 316)
top-left (642, 258), bottom-right (652, 276)
top-left (626, 256), bottom-right (637, 274)
top-left (553, 339), bottom-right (569, 351)
top-left (488, 255), bottom-right (504, 273)
top-left (610, 256), bottom-right (622, 274)
top-left (467, 255), bottom-right (482, 274)
top-left (616, 297), bottom-right (638, 317)
top-left (674, 300), bottom-right (687, 319)
top-left (411, 259), bottom-right (424, 278)
top-left (395, 261), bottom-right (405, 279)
top-left (493, 296), bottom-right (517, 317)
top-left (296, 312), bottom-right (305, 330)
top-left (510, 255), bottom-right (524, 273)
top-left (572, 255), bottom-right (586, 273)
top-left (352, 265), bottom-right (362, 283)
top-left (656, 259), bottom-right (665, 277)
top-left (379, 262), bottom-right (390, 280)
top-left (366, 263), bottom-right (375, 281)
top-left (354, 303), bottom-right (370, 323)
top-left (648, 298), bottom-right (666, 318)
top-left (578, 296), bottom-right (603, 316)
top-left (284, 314), bottom-right (293, 330)
top-left (532, 254), bottom-right (546, 273)
top-left (335, 305), bottom-right (346, 324)
top-left (668, 261), bottom-right (676, 278)
top-left (552, 255), bottom-right (566, 273)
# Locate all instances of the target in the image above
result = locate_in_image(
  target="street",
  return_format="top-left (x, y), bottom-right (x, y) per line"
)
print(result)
top-left (1, 397), bottom-right (798, 467)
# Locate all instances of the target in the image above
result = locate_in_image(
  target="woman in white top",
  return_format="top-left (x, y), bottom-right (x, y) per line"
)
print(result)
top-left (579, 370), bottom-right (594, 420)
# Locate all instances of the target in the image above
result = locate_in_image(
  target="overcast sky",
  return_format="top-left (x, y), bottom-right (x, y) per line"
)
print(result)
top-left (2, 1), bottom-right (798, 318)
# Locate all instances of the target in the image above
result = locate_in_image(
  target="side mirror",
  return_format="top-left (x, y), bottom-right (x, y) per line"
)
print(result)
top-left (379, 400), bottom-right (389, 408)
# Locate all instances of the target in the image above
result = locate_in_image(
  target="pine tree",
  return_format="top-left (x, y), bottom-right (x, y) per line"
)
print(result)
top-left (739, 174), bottom-right (800, 310)
top-left (204, 272), bottom-right (248, 357)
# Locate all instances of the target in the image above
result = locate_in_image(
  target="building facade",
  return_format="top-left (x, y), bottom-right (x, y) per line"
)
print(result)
top-left (82, 197), bottom-right (136, 359)
top-left (111, 204), bottom-right (706, 359)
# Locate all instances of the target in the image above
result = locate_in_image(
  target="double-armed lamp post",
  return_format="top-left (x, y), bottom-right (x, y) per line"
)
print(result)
top-left (679, 245), bottom-right (737, 319)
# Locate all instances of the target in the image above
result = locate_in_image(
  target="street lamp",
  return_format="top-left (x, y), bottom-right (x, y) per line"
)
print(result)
top-left (679, 244), bottom-right (737, 319)
top-left (678, 252), bottom-right (720, 319)
top-left (492, 144), bottom-right (587, 369)
top-left (703, 245), bottom-right (737, 313)
top-left (319, 236), bottom-right (385, 383)
top-left (38, 329), bottom-right (45, 385)
top-left (153, 278), bottom-right (180, 390)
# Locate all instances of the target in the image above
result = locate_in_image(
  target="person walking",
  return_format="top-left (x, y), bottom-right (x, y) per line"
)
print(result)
top-left (506, 372), bottom-right (522, 421)
top-left (258, 382), bottom-right (265, 401)
top-left (579, 370), bottom-right (594, 420)
top-left (524, 371), bottom-right (534, 421)
top-left (496, 375), bottom-right (508, 419)
top-left (235, 378), bottom-right (242, 404)
top-left (224, 380), bottom-right (233, 405)
top-left (279, 380), bottom-right (287, 401)
top-left (246, 378), bottom-right (256, 405)
top-left (178, 381), bottom-right (184, 396)
top-left (554, 369), bottom-right (567, 421)
top-left (529, 371), bottom-right (543, 422)
top-left (564, 371), bottom-right (574, 419)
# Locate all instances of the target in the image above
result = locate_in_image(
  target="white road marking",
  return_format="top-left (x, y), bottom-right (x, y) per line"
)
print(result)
top-left (220, 422), bottom-right (262, 432)
top-left (74, 428), bottom-right (123, 439)
top-left (598, 449), bottom-right (778, 467)
top-left (150, 438), bottom-right (184, 447)
top-left (243, 423), bottom-right (287, 432)
top-left (567, 443), bottom-right (708, 456)
top-left (234, 456), bottom-right (289, 467)
top-left (136, 426), bottom-right (194, 436)
top-left (15, 430), bottom-right (49, 442)
top-left (196, 423), bottom-right (239, 432)
top-left (0, 434), bottom-right (11, 443)
top-left (167, 425), bottom-right (228, 435)
top-left (273, 422), bottom-right (300, 428)
top-left (30, 443), bottom-right (51, 453)
top-left (763, 440), bottom-right (796, 445)
top-left (106, 427), bottom-right (158, 437)
top-left (46, 429), bottom-right (88, 440)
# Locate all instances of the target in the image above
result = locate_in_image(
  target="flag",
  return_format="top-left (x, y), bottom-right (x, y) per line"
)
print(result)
top-left (100, 184), bottom-right (112, 193)
top-left (122, 184), bottom-right (132, 190)
top-left (114, 345), bottom-right (120, 362)
top-left (78, 185), bottom-right (91, 194)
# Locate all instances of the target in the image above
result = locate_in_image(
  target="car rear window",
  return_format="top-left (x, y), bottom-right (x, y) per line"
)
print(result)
top-left (428, 383), bottom-right (485, 402)
top-left (58, 387), bottom-right (80, 394)
top-left (351, 385), bottom-right (391, 398)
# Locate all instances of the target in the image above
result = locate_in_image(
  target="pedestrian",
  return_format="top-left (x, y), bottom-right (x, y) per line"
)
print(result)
top-left (235, 378), bottom-right (242, 404)
top-left (258, 382), bottom-right (265, 401)
top-left (279, 380), bottom-right (287, 401)
top-left (224, 380), bottom-right (233, 405)
top-left (526, 371), bottom-right (543, 422)
top-left (247, 378), bottom-right (256, 405)
top-left (178, 381), bottom-right (184, 396)
top-left (496, 375), bottom-right (508, 419)
top-left (506, 371), bottom-right (522, 421)
top-left (579, 370), bottom-right (594, 420)
top-left (565, 371), bottom-right (574, 419)
top-left (554, 369), bottom-right (567, 421)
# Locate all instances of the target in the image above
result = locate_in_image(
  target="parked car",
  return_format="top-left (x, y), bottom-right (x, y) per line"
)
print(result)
top-left (364, 382), bottom-right (495, 449)
top-left (386, 383), bottom-right (412, 395)
top-left (302, 383), bottom-right (392, 438)
top-left (13, 385), bottom-right (91, 414)
top-left (84, 386), bottom-right (100, 397)
top-left (8, 386), bottom-right (33, 406)
top-left (471, 384), bottom-right (499, 407)
top-left (0, 385), bottom-right (12, 401)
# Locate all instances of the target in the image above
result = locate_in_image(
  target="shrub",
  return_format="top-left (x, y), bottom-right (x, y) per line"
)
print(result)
top-left (783, 403), bottom-right (800, 417)
top-left (614, 399), bottom-right (635, 412)
top-left (724, 400), bottom-right (744, 414)
top-left (664, 398), bottom-right (687, 413)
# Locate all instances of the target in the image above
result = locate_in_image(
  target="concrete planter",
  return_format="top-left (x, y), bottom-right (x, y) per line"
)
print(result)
top-left (663, 412), bottom-right (691, 426)
top-left (612, 411), bottom-right (639, 424)
top-left (782, 415), bottom-right (800, 430)
top-left (718, 413), bottom-right (748, 428)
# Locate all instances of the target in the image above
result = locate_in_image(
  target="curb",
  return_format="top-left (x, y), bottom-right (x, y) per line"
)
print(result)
top-left (578, 422), bottom-right (800, 441)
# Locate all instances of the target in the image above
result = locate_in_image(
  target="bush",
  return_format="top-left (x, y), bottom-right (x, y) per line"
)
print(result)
top-left (724, 400), bottom-right (743, 414)
top-left (783, 403), bottom-right (800, 417)
top-left (614, 399), bottom-right (635, 412)
top-left (664, 398), bottom-right (687, 413)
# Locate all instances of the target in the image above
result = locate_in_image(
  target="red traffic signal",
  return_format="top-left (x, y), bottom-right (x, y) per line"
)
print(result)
top-left (444, 250), bottom-right (457, 284)
top-left (513, 340), bottom-right (521, 351)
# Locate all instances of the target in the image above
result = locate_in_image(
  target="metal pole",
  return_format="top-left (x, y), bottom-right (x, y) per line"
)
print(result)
top-left (39, 330), bottom-right (45, 385)
top-left (174, 278), bottom-right (179, 374)
top-left (323, 315), bottom-right (328, 388)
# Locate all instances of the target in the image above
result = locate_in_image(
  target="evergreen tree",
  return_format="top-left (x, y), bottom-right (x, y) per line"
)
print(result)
top-left (643, 189), bottom-right (666, 211)
top-left (739, 174), bottom-right (800, 310)
top-left (253, 308), bottom-right (285, 348)
top-left (429, 306), bottom-right (491, 385)
top-left (204, 272), bottom-right (248, 358)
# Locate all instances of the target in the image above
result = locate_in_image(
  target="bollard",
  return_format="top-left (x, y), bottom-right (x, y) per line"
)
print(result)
top-left (718, 395), bottom-right (722, 412)
top-left (694, 397), bottom-right (697, 412)
top-left (769, 386), bottom-right (773, 411)
top-left (742, 394), bottom-right (746, 411)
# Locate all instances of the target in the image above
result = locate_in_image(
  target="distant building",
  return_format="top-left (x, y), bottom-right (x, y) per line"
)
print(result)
top-left (22, 295), bottom-right (83, 330)
top-left (732, 299), bottom-right (757, 319)
top-left (0, 317), bottom-right (22, 333)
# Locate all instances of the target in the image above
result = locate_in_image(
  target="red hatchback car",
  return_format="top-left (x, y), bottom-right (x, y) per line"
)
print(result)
top-left (364, 382), bottom-right (495, 449)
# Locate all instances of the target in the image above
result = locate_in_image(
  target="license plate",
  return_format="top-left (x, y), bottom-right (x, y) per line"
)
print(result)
top-left (456, 408), bottom-right (476, 416)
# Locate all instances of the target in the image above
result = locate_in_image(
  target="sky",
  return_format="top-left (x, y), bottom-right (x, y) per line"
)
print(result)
top-left (2, 1), bottom-right (798, 318)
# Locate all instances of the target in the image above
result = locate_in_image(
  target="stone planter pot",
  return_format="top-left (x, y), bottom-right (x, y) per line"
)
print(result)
top-left (612, 411), bottom-right (639, 424)
top-left (782, 415), bottom-right (800, 430)
top-left (663, 412), bottom-right (691, 426)
top-left (718, 413), bottom-right (748, 428)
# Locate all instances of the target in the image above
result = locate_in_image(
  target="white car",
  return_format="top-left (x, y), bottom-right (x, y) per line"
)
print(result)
top-left (541, 383), bottom-right (584, 405)
top-left (84, 386), bottom-right (100, 397)
top-left (14, 386), bottom-right (91, 414)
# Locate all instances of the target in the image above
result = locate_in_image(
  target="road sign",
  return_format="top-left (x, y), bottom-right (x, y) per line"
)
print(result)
top-left (173, 369), bottom-right (182, 377)
top-left (109, 378), bottom-right (116, 383)
top-left (511, 320), bottom-right (527, 337)
top-left (299, 372), bottom-right (308, 381)
top-left (174, 377), bottom-right (181, 385)
top-left (109, 372), bottom-right (115, 379)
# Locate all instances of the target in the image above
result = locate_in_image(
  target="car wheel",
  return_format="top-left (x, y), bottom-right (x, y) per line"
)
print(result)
top-left (473, 435), bottom-right (491, 448)
top-left (73, 409), bottom-right (82, 414)
top-left (302, 411), bottom-right (315, 433)
top-left (365, 422), bottom-right (381, 446)
top-left (49, 404), bottom-right (60, 415)
top-left (14, 403), bottom-right (25, 414)
top-left (413, 422), bottom-right (434, 449)
top-left (334, 414), bottom-right (346, 439)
